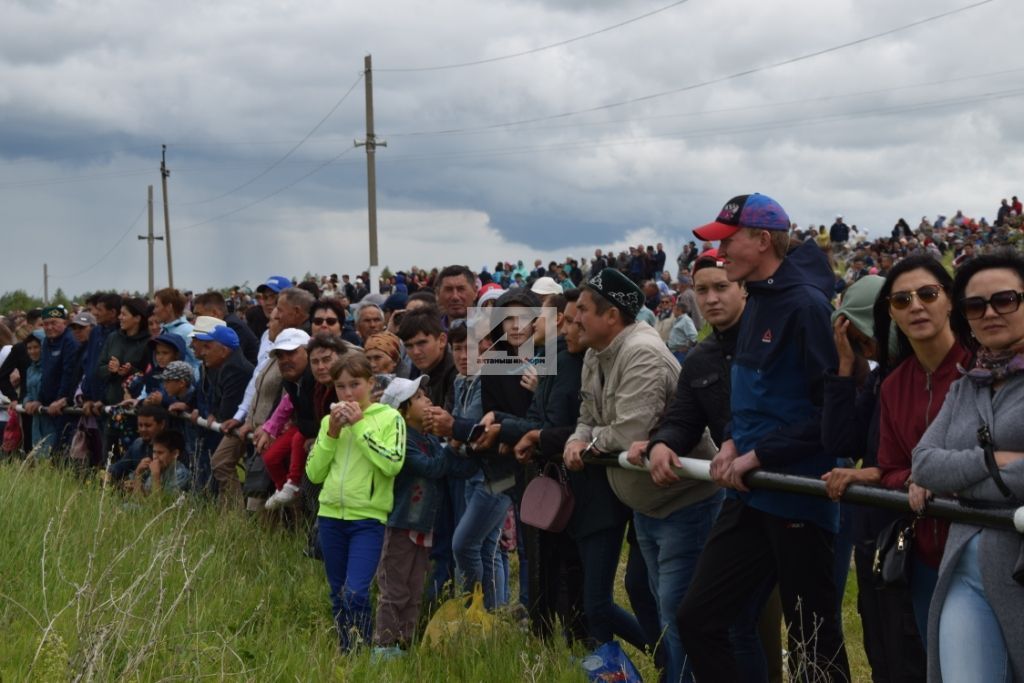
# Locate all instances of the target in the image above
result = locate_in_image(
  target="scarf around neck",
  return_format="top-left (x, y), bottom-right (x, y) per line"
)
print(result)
top-left (962, 342), bottom-right (1024, 385)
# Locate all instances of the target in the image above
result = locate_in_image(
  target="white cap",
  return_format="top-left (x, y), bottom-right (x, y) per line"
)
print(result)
top-left (190, 315), bottom-right (226, 337)
top-left (380, 375), bottom-right (428, 409)
top-left (530, 276), bottom-right (562, 296)
top-left (270, 328), bottom-right (311, 354)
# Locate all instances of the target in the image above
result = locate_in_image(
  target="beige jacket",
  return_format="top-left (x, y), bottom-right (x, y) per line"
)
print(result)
top-left (570, 323), bottom-right (718, 517)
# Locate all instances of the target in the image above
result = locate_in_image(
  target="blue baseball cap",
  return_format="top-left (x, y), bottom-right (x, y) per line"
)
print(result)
top-left (256, 275), bottom-right (291, 293)
top-left (693, 193), bottom-right (791, 241)
top-left (192, 324), bottom-right (239, 349)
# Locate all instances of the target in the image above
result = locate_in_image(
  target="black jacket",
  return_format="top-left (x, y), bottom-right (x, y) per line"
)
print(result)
top-left (0, 341), bottom-right (29, 400)
top-left (650, 323), bottom-right (738, 455)
top-left (502, 346), bottom-right (629, 540)
top-left (225, 312), bottom-right (260, 366)
top-left (206, 349), bottom-right (254, 422)
top-left (283, 366), bottom-right (321, 439)
top-left (412, 348), bottom-right (458, 414)
top-left (822, 368), bottom-right (898, 543)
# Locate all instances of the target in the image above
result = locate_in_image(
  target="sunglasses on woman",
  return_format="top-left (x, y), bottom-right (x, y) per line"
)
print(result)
top-left (958, 290), bottom-right (1024, 320)
top-left (887, 284), bottom-right (944, 310)
top-left (312, 316), bottom-right (340, 326)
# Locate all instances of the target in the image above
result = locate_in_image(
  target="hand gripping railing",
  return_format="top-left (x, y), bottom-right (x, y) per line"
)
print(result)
top-left (583, 452), bottom-right (1024, 534)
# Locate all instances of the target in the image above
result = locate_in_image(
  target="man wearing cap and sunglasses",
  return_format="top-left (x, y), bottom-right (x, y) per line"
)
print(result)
top-left (675, 194), bottom-right (851, 682)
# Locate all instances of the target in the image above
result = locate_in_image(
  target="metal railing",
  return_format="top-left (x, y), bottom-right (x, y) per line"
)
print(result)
top-left (5, 401), bottom-right (1022, 533)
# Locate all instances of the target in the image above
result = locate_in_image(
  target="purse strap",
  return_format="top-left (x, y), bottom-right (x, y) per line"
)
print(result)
top-left (977, 422), bottom-right (1014, 499)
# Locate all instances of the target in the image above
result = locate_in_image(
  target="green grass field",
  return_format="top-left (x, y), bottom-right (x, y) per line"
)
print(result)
top-left (0, 459), bottom-right (869, 681)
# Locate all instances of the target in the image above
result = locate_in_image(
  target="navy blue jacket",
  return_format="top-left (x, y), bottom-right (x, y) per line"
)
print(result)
top-left (40, 328), bottom-right (80, 405)
top-left (388, 427), bottom-right (456, 533)
top-left (728, 240), bottom-right (839, 531)
top-left (80, 322), bottom-right (118, 400)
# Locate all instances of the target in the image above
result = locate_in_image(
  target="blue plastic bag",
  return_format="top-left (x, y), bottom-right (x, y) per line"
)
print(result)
top-left (581, 641), bottom-right (643, 682)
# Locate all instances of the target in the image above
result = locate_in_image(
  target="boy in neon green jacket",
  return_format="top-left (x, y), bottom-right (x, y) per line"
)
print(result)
top-left (306, 353), bottom-right (405, 651)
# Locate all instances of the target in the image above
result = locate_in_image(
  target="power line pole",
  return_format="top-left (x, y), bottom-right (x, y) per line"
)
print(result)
top-left (138, 184), bottom-right (164, 298)
top-left (355, 54), bottom-right (386, 295)
top-left (43, 263), bottom-right (49, 304)
top-left (160, 144), bottom-right (174, 288)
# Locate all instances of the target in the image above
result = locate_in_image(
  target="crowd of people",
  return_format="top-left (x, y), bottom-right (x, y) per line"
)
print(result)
top-left (1, 192), bottom-right (1022, 682)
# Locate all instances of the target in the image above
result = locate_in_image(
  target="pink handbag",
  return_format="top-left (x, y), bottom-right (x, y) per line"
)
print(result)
top-left (520, 463), bottom-right (575, 532)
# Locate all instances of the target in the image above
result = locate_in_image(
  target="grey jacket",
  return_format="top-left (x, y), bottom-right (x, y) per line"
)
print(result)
top-left (570, 322), bottom-right (718, 518)
top-left (912, 373), bottom-right (1024, 682)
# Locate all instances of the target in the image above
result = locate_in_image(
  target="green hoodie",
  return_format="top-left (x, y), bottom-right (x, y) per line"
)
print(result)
top-left (305, 403), bottom-right (406, 523)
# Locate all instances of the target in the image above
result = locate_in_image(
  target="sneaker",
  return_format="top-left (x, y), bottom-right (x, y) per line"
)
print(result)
top-left (264, 481), bottom-right (301, 510)
top-left (371, 645), bottom-right (406, 662)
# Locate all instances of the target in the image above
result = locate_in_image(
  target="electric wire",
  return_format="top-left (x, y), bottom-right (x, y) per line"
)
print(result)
top-left (53, 203), bottom-right (148, 281)
top-left (377, 0), bottom-right (693, 72)
top-left (387, 0), bottom-right (996, 136)
top-left (375, 86), bottom-right (1024, 165)
top-left (387, 65), bottom-right (1024, 138)
top-left (180, 72), bottom-right (364, 206)
top-left (176, 145), bottom-right (359, 233)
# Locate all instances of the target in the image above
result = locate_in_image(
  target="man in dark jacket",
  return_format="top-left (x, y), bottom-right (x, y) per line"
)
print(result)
top-left (628, 253), bottom-right (782, 683)
top-left (676, 194), bottom-right (850, 682)
top-left (79, 293), bottom-right (121, 404)
top-left (193, 325), bottom-right (254, 503)
top-left (38, 306), bottom-right (80, 450)
top-left (193, 291), bottom-right (260, 365)
top-left (829, 214), bottom-right (850, 245)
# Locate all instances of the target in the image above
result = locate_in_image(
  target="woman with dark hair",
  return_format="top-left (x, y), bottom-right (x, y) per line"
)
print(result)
top-left (821, 274), bottom-right (927, 681)
top-left (873, 254), bottom-right (969, 646)
top-left (912, 250), bottom-right (1024, 682)
top-left (95, 298), bottom-right (152, 407)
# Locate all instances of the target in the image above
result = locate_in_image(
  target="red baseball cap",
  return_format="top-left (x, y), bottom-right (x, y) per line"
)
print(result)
top-left (693, 193), bottom-right (791, 241)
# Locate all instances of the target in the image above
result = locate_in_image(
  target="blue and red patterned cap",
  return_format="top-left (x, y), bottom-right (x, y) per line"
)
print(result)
top-left (693, 193), bottom-right (790, 241)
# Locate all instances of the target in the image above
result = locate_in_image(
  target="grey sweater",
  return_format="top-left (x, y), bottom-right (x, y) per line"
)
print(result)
top-left (912, 372), bottom-right (1024, 682)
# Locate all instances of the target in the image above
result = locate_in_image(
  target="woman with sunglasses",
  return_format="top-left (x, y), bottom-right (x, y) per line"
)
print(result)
top-left (912, 251), bottom-right (1024, 682)
top-left (873, 254), bottom-right (970, 646)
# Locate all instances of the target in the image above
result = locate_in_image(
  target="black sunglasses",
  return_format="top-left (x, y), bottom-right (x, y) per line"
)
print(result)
top-left (958, 290), bottom-right (1024, 320)
top-left (887, 284), bottom-right (944, 310)
top-left (312, 317), bottom-right (340, 326)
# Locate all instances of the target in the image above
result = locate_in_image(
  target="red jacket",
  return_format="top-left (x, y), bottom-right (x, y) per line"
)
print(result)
top-left (877, 343), bottom-right (971, 567)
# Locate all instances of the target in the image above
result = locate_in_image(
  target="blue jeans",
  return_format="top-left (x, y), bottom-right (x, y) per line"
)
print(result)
top-left (318, 517), bottom-right (385, 650)
top-left (453, 475), bottom-right (509, 609)
top-left (634, 490), bottom-right (724, 683)
top-left (832, 501), bottom-right (855, 616)
top-left (428, 477), bottom-right (465, 602)
top-left (910, 554), bottom-right (938, 646)
top-left (938, 535), bottom-right (1013, 683)
top-left (576, 524), bottom-right (647, 649)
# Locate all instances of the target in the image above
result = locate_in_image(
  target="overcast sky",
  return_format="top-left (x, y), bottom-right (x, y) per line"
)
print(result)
top-left (1, 0), bottom-right (1021, 296)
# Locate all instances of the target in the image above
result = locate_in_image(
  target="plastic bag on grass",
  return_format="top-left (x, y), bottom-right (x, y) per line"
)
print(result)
top-left (421, 582), bottom-right (494, 649)
top-left (581, 641), bottom-right (643, 682)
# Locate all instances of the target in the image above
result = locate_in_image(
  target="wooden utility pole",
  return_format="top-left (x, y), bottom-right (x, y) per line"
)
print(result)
top-left (138, 184), bottom-right (164, 298)
top-left (355, 55), bottom-right (386, 294)
top-left (160, 144), bottom-right (174, 288)
top-left (43, 264), bottom-right (49, 304)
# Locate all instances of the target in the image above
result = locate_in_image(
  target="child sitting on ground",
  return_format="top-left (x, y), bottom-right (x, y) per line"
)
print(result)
top-left (130, 429), bottom-right (191, 496)
top-left (372, 377), bottom-right (460, 657)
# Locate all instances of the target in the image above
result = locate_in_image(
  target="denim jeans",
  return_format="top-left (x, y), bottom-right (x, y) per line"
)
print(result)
top-left (453, 475), bottom-right (509, 609)
top-left (576, 523), bottom-right (647, 649)
top-left (318, 516), bottom-right (385, 651)
top-left (938, 534), bottom-right (1013, 683)
top-left (635, 490), bottom-right (724, 683)
top-left (910, 554), bottom-right (938, 646)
